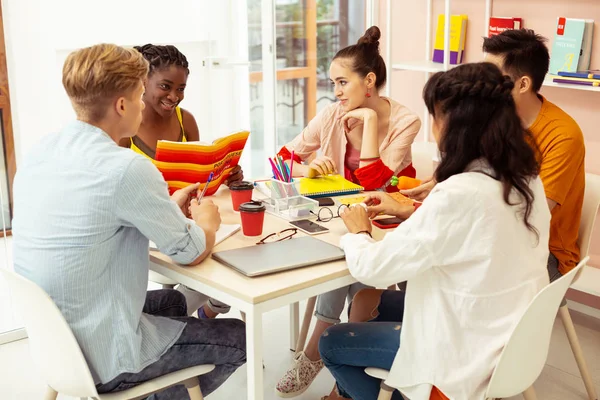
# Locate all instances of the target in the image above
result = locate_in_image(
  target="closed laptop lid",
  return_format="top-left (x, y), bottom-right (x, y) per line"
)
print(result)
top-left (211, 236), bottom-right (346, 277)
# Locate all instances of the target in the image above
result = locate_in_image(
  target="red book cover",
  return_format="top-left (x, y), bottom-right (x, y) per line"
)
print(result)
top-left (488, 17), bottom-right (522, 37)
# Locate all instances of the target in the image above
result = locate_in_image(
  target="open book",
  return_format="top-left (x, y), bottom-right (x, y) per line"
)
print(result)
top-left (154, 130), bottom-right (250, 196)
top-left (149, 223), bottom-right (241, 251)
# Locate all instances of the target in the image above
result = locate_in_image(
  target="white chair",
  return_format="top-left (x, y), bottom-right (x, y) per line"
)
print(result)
top-left (0, 268), bottom-right (215, 400)
top-left (556, 172), bottom-right (600, 400)
top-left (365, 257), bottom-right (589, 400)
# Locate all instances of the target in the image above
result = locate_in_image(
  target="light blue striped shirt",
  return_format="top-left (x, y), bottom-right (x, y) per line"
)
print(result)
top-left (12, 120), bottom-right (207, 384)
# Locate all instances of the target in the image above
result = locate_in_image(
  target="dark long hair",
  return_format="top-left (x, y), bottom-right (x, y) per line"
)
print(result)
top-left (423, 62), bottom-right (540, 236)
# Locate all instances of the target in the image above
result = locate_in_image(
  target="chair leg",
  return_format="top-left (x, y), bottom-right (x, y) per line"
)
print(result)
top-left (183, 377), bottom-right (204, 400)
top-left (522, 385), bottom-right (537, 400)
top-left (44, 387), bottom-right (58, 400)
top-left (378, 382), bottom-right (394, 400)
top-left (295, 296), bottom-right (316, 355)
top-left (559, 305), bottom-right (599, 400)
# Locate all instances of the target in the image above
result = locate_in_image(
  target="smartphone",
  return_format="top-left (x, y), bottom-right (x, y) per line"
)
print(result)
top-left (289, 219), bottom-right (330, 235)
top-left (318, 197), bottom-right (335, 207)
top-left (372, 217), bottom-right (404, 229)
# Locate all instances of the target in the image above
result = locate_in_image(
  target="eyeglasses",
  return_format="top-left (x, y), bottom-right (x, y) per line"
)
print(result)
top-left (310, 204), bottom-right (350, 222)
top-left (256, 228), bottom-right (298, 245)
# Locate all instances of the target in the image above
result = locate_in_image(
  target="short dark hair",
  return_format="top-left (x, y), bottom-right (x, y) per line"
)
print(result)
top-left (133, 44), bottom-right (190, 76)
top-left (482, 29), bottom-right (549, 93)
top-left (423, 62), bottom-right (540, 238)
top-left (333, 26), bottom-right (386, 90)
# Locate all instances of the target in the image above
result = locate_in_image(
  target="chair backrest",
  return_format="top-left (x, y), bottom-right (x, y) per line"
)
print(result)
top-left (485, 257), bottom-right (588, 398)
top-left (0, 268), bottom-right (99, 397)
top-left (578, 173), bottom-right (600, 257)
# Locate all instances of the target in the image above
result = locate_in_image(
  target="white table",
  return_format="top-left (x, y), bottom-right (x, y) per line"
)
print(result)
top-left (149, 188), bottom-right (386, 400)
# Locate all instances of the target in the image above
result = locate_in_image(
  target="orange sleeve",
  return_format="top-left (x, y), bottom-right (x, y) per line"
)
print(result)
top-left (539, 130), bottom-right (585, 206)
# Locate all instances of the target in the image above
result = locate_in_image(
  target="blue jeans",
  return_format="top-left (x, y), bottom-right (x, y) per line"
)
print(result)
top-left (96, 290), bottom-right (246, 399)
top-left (319, 290), bottom-right (406, 400)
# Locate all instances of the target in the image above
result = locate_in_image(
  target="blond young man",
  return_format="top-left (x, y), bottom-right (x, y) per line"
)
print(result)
top-left (12, 44), bottom-right (246, 398)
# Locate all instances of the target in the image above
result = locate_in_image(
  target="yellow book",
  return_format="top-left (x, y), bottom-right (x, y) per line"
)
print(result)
top-left (432, 14), bottom-right (468, 64)
top-left (299, 175), bottom-right (364, 199)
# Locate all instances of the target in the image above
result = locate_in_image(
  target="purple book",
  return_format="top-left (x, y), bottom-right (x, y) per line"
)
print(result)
top-left (432, 49), bottom-right (461, 64)
top-left (552, 78), bottom-right (600, 87)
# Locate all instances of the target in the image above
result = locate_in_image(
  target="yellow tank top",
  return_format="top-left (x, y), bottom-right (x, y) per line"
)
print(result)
top-left (130, 106), bottom-right (187, 160)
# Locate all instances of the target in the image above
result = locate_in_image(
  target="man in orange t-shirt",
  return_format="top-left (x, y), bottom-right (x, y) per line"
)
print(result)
top-left (483, 29), bottom-right (585, 279)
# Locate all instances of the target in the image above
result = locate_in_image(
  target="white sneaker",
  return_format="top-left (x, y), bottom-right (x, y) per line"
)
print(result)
top-left (275, 351), bottom-right (324, 398)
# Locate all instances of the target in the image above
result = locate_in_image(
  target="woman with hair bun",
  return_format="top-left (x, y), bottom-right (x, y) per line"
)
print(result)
top-left (275, 26), bottom-right (421, 398)
top-left (279, 26), bottom-right (421, 190)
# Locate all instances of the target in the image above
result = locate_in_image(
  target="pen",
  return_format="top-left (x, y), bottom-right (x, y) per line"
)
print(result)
top-left (269, 158), bottom-right (284, 181)
top-left (197, 172), bottom-right (214, 202)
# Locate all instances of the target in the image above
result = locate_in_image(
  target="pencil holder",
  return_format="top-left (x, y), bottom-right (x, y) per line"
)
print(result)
top-left (268, 178), bottom-right (301, 199)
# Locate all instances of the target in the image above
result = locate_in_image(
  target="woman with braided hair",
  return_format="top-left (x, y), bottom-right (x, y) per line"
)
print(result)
top-left (122, 43), bottom-right (243, 183)
top-left (318, 62), bottom-right (551, 400)
top-left (126, 44), bottom-right (238, 321)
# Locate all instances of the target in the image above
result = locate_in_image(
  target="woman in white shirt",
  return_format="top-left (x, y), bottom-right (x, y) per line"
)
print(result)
top-left (318, 62), bottom-right (551, 400)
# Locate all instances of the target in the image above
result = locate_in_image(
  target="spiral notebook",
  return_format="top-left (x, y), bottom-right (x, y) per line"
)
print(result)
top-left (299, 175), bottom-right (364, 199)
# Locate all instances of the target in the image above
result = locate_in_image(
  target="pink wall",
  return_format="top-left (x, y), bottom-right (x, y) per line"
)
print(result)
top-left (380, 0), bottom-right (600, 268)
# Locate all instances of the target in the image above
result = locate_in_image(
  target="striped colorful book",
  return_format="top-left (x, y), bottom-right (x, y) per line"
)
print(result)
top-left (154, 130), bottom-right (250, 196)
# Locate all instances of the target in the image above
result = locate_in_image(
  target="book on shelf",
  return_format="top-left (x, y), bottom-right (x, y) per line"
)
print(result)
top-left (488, 17), bottom-right (522, 37)
top-left (549, 17), bottom-right (594, 75)
top-left (153, 130), bottom-right (250, 196)
top-left (432, 14), bottom-right (468, 65)
top-left (557, 70), bottom-right (600, 79)
top-left (550, 75), bottom-right (600, 87)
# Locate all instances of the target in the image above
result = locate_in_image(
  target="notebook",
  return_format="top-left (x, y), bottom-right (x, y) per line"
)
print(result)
top-left (153, 130), bottom-right (249, 197)
top-left (299, 175), bottom-right (364, 199)
top-left (149, 223), bottom-right (240, 251)
top-left (212, 236), bottom-right (346, 277)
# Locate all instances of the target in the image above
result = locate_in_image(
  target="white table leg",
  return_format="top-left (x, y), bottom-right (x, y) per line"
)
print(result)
top-left (289, 302), bottom-right (299, 351)
top-left (246, 309), bottom-right (264, 400)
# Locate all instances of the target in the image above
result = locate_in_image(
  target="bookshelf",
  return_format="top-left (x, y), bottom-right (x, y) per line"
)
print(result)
top-left (385, 0), bottom-right (600, 140)
top-left (543, 75), bottom-right (600, 93)
top-left (385, 0), bottom-right (492, 141)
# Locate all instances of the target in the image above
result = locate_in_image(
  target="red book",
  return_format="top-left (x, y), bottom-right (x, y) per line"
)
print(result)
top-left (488, 17), bottom-right (522, 37)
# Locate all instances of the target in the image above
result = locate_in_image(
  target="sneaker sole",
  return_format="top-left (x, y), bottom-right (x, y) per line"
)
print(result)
top-left (274, 384), bottom-right (311, 398)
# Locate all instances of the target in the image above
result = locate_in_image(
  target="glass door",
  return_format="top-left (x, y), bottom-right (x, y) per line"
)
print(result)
top-left (246, 0), bottom-right (366, 177)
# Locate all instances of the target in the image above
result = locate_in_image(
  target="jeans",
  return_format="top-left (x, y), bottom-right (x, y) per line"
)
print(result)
top-left (319, 321), bottom-right (404, 400)
top-left (96, 290), bottom-right (246, 399)
top-left (315, 282), bottom-right (370, 323)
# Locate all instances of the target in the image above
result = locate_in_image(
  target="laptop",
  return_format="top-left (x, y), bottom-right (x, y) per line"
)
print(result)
top-left (211, 236), bottom-right (346, 277)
